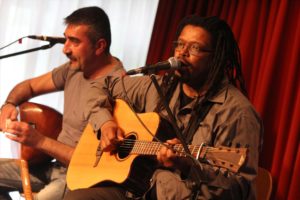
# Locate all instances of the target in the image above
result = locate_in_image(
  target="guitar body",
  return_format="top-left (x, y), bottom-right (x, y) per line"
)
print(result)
top-left (67, 99), bottom-right (248, 196)
top-left (19, 102), bottom-right (62, 164)
top-left (67, 99), bottom-right (171, 195)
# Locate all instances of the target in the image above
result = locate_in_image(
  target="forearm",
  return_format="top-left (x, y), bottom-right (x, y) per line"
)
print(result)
top-left (36, 136), bottom-right (74, 166)
top-left (5, 80), bottom-right (35, 105)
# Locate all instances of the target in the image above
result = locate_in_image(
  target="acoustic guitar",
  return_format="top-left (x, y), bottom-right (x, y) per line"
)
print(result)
top-left (19, 102), bottom-right (62, 164)
top-left (67, 99), bottom-right (247, 196)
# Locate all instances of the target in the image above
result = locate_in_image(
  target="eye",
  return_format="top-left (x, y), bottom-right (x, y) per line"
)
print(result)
top-left (176, 41), bottom-right (185, 49)
top-left (190, 43), bottom-right (201, 52)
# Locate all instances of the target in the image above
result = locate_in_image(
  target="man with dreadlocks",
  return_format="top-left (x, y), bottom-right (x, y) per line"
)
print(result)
top-left (65, 15), bottom-right (263, 200)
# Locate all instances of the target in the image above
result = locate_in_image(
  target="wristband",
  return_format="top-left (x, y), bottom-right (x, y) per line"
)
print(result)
top-left (0, 101), bottom-right (17, 110)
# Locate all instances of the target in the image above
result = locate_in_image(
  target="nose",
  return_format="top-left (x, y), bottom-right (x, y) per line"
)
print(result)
top-left (63, 40), bottom-right (71, 55)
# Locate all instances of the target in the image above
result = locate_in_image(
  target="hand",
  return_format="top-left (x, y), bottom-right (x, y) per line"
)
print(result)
top-left (0, 103), bottom-right (19, 131)
top-left (100, 120), bottom-right (124, 152)
top-left (157, 138), bottom-right (193, 172)
top-left (157, 138), bottom-right (181, 168)
top-left (5, 120), bottom-right (45, 147)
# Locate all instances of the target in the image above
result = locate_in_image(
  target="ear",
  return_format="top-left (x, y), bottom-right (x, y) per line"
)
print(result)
top-left (95, 38), bottom-right (107, 55)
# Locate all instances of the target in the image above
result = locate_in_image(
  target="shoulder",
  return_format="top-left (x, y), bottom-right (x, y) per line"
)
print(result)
top-left (211, 84), bottom-right (261, 121)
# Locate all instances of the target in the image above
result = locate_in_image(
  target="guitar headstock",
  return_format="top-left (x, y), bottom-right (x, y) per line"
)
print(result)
top-left (200, 146), bottom-right (247, 173)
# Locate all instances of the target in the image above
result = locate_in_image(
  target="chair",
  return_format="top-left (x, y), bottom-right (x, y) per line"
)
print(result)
top-left (18, 159), bottom-right (33, 200)
top-left (256, 167), bottom-right (272, 200)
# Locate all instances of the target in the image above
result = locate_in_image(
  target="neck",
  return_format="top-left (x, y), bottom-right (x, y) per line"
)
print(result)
top-left (182, 83), bottom-right (207, 98)
top-left (85, 54), bottom-right (119, 80)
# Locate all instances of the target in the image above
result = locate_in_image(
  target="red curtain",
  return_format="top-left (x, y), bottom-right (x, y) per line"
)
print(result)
top-left (146, 0), bottom-right (300, 199)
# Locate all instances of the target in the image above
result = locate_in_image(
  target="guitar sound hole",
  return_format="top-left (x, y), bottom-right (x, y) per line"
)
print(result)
top-left (118, 133), bottom-right (137, 159)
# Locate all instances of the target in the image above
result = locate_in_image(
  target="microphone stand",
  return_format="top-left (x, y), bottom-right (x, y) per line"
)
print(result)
top-left (149, 74), bottom-right (191, 155)
top-left (0, 43), bottom-right (56, 60)
top-left (149, 74), bottom-right (203, 200)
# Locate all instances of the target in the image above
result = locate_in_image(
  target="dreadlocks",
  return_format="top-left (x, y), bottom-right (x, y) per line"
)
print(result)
top-left (175, 15), bottom-right (247, 97)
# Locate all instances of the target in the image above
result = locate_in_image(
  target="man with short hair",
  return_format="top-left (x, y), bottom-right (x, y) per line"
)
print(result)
top-left (0, 6), bottom-right (124, 200)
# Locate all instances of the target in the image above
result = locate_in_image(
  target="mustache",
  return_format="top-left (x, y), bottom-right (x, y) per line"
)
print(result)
top-left (66, 53), bottom-right (76, 60)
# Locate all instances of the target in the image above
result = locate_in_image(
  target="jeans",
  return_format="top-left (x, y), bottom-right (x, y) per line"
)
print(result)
top-left (0, 159), bottom-right (67, 200)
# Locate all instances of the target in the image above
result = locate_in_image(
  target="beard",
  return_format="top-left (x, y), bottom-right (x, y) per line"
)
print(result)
top-left (176, 68), bottom-right (207, 90)
top-left (176, 68), bottom-right (191, 83)
top-left (66, 54), bottom-right (81, 71)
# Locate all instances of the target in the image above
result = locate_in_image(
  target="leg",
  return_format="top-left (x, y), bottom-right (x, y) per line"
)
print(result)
top-left (0, 159), bottom-right (47, 197)
top-left (0, 158), bottom-right (60, 200)
top-left (150, 169), bottom-right (192, 200)
top-left (64, 186), bottom-right (127, 200)
top-left (34, 164), bottom-right (67, 200)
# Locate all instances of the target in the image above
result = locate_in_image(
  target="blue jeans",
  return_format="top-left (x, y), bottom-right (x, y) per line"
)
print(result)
top-left (0, 159), bottom-right (67, 200)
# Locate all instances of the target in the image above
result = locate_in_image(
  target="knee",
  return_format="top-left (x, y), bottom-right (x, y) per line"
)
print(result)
top-left (64, 190), bottom-right (85, 200)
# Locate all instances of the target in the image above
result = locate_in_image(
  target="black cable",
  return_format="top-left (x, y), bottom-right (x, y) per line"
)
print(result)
top-left (0, 36), bottom-right (28, 51)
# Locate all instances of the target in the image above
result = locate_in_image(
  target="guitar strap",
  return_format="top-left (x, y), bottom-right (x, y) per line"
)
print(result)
top-left (154, 72), bottom-right (214, 144)
top-left (184, 100), bottom-right (213, 144)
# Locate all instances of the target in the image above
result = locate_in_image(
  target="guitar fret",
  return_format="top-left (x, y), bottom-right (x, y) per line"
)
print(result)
top-left (191, 145), bottom-right (196, 157)
top-left (156, 142), bottom-right (161, 155)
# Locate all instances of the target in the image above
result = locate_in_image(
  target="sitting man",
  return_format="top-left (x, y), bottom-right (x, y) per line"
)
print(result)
top-left (0, 6), bottom-right (124, 200)
top-left (65, 15), bottom-right (263, 199)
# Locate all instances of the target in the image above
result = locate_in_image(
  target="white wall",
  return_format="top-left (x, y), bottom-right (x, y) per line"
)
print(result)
top-left (0, 0), bottom-right (158, 158)
top-left (0, 0), bottom-right (158, 112)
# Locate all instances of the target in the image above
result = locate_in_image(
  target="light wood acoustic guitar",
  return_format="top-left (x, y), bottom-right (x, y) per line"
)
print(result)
top-left (67, 99), bottom-right (247, 196)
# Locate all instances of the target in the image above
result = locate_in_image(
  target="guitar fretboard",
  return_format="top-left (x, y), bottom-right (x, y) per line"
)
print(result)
top-left (118, 139), bottom-right (247, 173)
top-left (120, 139), bottom-right (204, 158)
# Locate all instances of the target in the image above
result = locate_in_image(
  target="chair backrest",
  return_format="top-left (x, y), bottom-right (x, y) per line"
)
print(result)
top-left (256, 167), bottom-right (272, 200)
top-left (18, 159), bottom-right (33, 200)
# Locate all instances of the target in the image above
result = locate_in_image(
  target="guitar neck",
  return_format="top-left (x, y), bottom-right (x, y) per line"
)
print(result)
top-left (119, 139), bottom-right (247, 173)
top-left (125, 140), bottom-right (203, 158)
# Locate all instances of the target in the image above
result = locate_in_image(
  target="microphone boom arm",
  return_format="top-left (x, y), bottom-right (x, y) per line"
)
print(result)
top-left (0, 43), bottom-right (55, 60)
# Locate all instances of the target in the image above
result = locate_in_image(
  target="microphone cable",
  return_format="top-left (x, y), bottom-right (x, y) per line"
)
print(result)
top-left (0, 36), bottom-right (28, 51)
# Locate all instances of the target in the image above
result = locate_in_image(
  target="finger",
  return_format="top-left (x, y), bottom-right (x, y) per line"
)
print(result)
top-left (4, 130), bottom-right (19, 140)
top-left (101, 135), bottom-right (111, 150)
top-left (6, 133), bottom-right (20, 142)
top-left (116, 128), bottom-right (124, 141)
top-left (166, 138), bottom-right (181, 145)
top-left (10, 109), bottom-right (19, 121)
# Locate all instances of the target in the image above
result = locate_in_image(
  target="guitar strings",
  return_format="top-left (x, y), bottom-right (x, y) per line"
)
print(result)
top-left (119, 76), bottom-right (206, 171)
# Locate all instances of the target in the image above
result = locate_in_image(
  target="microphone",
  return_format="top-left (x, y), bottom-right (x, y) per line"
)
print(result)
top-left (27, 35), bottom-right (66, 44)
top-left (126, 57), bottom-right (182, 75)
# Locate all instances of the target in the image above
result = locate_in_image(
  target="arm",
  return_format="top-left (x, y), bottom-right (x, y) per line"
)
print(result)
top-left (88, 75), bottom-right (161, 151)
top-left (157, 113), bottom-right (263, 199)
top-left (1, 71), bottom-right (75, 166)
top-left (5, 120), bottom-right (74, 166)
top-left (0, 71), bottom-right (57, 129)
